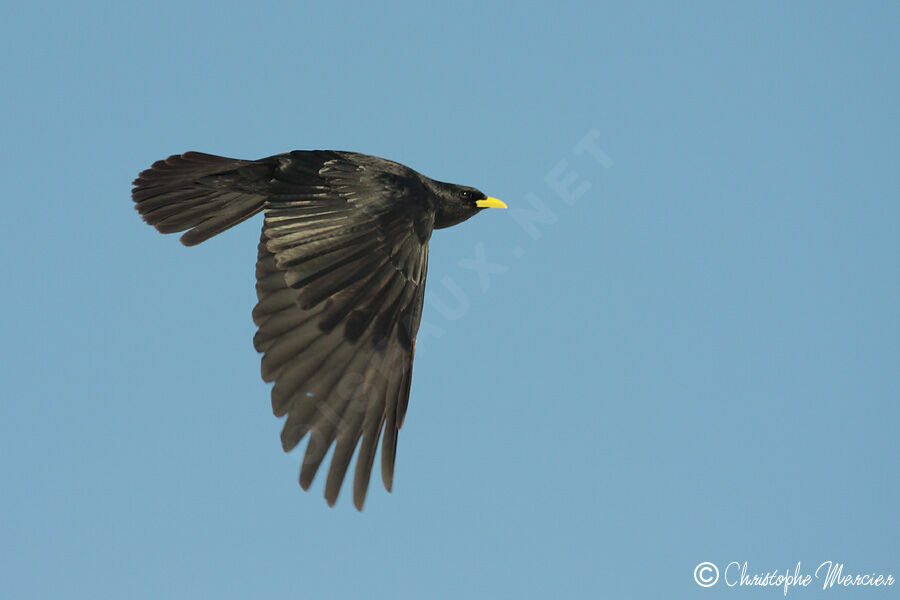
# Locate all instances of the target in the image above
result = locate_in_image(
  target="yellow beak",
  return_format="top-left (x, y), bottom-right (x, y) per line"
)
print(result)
top-left (476, 197), bottom-right (507, 209)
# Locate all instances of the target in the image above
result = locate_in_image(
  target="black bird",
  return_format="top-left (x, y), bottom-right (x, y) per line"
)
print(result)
top-left (132, 150), bottom-right (506, 510)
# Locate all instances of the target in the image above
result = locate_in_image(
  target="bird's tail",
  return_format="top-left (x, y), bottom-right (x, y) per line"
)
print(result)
top-left (132, 151), bottom-right (268, 246)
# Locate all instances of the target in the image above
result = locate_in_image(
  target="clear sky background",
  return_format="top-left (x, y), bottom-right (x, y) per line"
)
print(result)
top-left (1, 2), bottom-right (897, 598)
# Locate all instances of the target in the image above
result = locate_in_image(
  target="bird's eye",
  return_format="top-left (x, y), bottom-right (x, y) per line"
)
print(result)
top-left (459, 190), bottom-right (475, 201)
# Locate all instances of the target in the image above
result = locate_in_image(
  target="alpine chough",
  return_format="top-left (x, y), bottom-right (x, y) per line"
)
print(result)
top-left (132, 150), bottom-right (507, 509)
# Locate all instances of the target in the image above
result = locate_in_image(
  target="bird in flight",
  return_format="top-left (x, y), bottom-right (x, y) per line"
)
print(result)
top-left (132, 150), bottom-right (506, 510)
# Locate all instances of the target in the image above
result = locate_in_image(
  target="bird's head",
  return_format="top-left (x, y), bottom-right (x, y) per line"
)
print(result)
top-left (431, 182), bottom-right (507, 229)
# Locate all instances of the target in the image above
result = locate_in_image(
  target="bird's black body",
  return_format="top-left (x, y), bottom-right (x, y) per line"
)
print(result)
top-left (132, 150), bottom-right (503, 509)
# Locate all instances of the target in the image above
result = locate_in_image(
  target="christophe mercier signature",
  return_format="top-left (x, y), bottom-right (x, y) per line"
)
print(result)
top-left (723, 561), bottom-right (895, 595)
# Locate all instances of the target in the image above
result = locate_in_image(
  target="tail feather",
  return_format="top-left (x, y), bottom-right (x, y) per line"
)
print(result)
top-left (132, 152), bottom-right (268, 246)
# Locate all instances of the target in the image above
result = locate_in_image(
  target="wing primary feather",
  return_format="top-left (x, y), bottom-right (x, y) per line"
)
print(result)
top-left (297, 329), bottom-right (383, 489)
top-left (380, 354), bottom-right (408, 492)
top-left (352, 396), bottom-right (387, 510)
top-left (323, 391), bottom-right (368, 506)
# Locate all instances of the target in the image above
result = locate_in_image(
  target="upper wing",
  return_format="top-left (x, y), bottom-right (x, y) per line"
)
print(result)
top-left (251, 151), bottom-right (433, 509)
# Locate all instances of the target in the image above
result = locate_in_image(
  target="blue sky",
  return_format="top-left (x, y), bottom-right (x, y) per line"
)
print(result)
top-left (1, 1), bottom-right (897, 598)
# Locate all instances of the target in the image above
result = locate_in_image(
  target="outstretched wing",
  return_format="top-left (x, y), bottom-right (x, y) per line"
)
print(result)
top-left (251, 151), bottom-right (432, 509)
